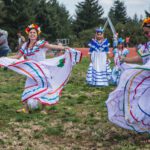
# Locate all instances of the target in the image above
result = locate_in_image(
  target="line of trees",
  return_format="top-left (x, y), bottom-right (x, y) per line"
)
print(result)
top-left (0, 0), bottom-right (150, 51)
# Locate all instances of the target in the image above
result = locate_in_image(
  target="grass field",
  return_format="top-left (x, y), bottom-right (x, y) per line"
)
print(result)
top-left (0, 57), bottom-right (150, 150)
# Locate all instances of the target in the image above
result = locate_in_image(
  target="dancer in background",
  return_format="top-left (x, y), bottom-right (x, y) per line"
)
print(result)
top-left (0, 24), bottom-right (82, 114)
top-left (106, 17), bottom-right (150, 133)
top-left (86, 27), bottom-right (111, 86)
top-left (17, 31), bottom-right (26, 50)
top-left (0, 29), bottom-right (11, 57)
top-left (113, 33), bottom-right (118, 48)
top-left (111, 38), bottom-right (129, 85)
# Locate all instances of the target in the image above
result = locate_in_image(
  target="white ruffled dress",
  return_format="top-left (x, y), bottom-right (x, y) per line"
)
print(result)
top-left (0, 40), bottom-right (82, 107)
top-left (106, 41), bottom-right (150, 133)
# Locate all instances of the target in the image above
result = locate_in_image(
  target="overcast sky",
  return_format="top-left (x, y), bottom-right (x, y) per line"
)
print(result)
top-left (58, 0), bottom-right (150, 18)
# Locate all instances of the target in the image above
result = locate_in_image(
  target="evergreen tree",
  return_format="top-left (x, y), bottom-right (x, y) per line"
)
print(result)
top-left (1, 0), bottom-right (38, 50)
top-left (0, 0), bottom-right (6, 24)
top-left (1, 0), bottom-right (72, 50)
top-left (109, 0), bottom-right (128, 24)
top-left (48, 0), bottom-right (72, 40)
top-left (145, 10), bottom-right (150, 17)
top-left (35, 0), bottom-right (72, 41)
top-left (124, 20), bottom-right (146, 46)
top-left (133, 14), bottom-right (139, 24)
top-left (73, 0), bottom-right (104, 34)
top-left (2, 0), bottom-right (37, 30)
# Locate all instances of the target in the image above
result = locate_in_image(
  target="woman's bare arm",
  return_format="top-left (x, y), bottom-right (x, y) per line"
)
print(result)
top-left (122, 55), bottom-right (142, 63)
top-left (44, 43), bottom-right (67, 50)
top-left (9, 51), bottom-right (23, 59)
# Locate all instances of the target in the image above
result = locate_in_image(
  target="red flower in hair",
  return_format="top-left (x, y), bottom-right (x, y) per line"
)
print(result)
top-left (34, 24), bottom-right (38, 29)
top-left (25, 24), bottom-right (41, 35)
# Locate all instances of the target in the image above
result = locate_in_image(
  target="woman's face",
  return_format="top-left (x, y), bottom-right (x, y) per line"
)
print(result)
top-left (143, 27), bottom-right (150, 40)
top-left (28, 29), bottom-right (38, 40)
top-left (96, 32), bottom-right (104, 40)
top-left (118, 43), bottom-right (123, 49)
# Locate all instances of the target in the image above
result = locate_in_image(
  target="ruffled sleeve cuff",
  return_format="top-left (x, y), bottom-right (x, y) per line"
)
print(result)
top-left (38, 40), bottom-right (48, 48)
top-left (19, 49), bottom-right (24, 55)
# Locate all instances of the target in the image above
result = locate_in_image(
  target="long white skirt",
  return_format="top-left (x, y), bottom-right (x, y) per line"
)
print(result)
top-left (0, 50), bottom-right (82, 106)
top-left (106, 61), bottom-right (150, 133)
top-left (86, 51), bottom-right (111, 86)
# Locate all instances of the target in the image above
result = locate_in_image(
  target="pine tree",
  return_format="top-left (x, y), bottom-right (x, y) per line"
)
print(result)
top-left (145, 10), bottom-right (150, 17)
top-left (73, 0), bottom-right (104, 34)
top-left (1, 0), bottom-right (38, 50)
top-left (1, 0), bottom-right (72, 49)
top-left (2, 0), bottom-right (38, 30)
top-left (133, 14), bottom-right (139, 24)
top-left (35, 0), bottom-right (71, 41)
top-left (0, 0), bottom-right (6, 24)
top-left (109, 0), bottom-right (128, 24)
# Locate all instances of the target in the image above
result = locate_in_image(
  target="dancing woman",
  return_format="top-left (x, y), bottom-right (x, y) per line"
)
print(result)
top-left (106, 17), bottom-right (150, 133)
top-left (0, 24), bottom-right (82, 114)
top-left (111, 38), bottom-right (129, 85)
top-left (86, 27), bottom-right (111, 86)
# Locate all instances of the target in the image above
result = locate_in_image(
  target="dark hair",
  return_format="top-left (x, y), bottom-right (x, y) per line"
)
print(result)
top-left (29, 28), bottom-right (38, 34)
top-left (143, 23), bottom-right (150, 28)
top-left (118, 43), bottom-right (124, 50)
top-left (17, 31), bottom-right (22, 34)
top-left (25, 38), bottom-right (38, 49)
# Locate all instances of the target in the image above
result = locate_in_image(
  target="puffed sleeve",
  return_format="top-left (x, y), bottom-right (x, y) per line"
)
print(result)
top-left (137, 44), bottom-right (150, 64)
top-left (123, 49), bottom-right (129, 57)
top-left (88, 39), bottom-right (95, 54)
top-left (36, 40), bottom-right (48, 52)
top-left (113, 48), bottom-right (117, 55)
top-left (38, 40), bottom-right (48, 48)
top-left (19, 43), bottom-right (26, 55)
top-left (103, 39), bottom-right (109, 52)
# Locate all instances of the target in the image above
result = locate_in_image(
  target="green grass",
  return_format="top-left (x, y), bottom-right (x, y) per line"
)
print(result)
top-left (0, 58), bottom-right (150, 150)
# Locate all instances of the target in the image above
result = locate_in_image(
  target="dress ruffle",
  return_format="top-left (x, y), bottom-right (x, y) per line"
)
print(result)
top-left (106, 61), bottom-right (150, 133)
top-left (0, 49), bottom-right (82, 106)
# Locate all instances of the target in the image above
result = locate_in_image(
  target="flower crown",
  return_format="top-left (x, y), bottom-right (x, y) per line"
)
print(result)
top-left (142, 17), bottom-right (150, 27)
top-left (25, 24), bottom-right (41, 35)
